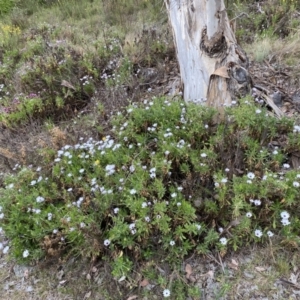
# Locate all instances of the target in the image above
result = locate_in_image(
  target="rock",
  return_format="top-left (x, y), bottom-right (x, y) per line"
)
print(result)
top-left (271, 91), bottom-right (283, 107)
top-left (243, 271), bottom-right (255, 279)
top-left (26, 285), bottom-right (34, 292)
top-left (13, 264), bottom-right (34, 278)
top-left (292, 90), bottom-right (300, 103)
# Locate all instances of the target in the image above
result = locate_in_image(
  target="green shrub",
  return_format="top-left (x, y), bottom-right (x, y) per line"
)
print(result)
top-left (0, 96), bottom-right (300, 274)
top-left (0, 32), bottom-right (104, 127)
top-left (0, 0), bottom-right (15, 15)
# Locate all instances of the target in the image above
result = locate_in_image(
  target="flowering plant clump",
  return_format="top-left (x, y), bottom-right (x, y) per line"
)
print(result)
top-left (0, 96), bottom-right (300, 271)
top-left (0, 23), bottom-right (21, 42)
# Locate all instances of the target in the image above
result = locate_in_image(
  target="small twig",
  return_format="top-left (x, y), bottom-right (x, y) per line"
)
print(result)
top-left (257, 3), bottom-right (264, 14)
top-left (168, 270), bottom-right (177, 290)
top-left (230, 12), bottom-right (249, 22)
top-left (137, 77), bottom-right (159, 86)
top-left (0, 274), bottom-right (10, 283)
top-left (184, 252), bottom-right (196, 262)
top-left (205, 253), bottom-right (221, 267)
top-left (253, 84), bottom-right (270, 94)
top-left (217, 252), bottom-right (225, 274)
top-left (278, 278), bottom-right (300, 289)
top-left (219, 218), bottom-right (242, 237)
top-left (268, 237), bottom-right (276, 264)
top-left (286, 27), bottom-right (300, 32)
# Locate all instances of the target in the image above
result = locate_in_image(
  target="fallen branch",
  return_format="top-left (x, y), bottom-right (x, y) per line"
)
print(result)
top-left (253, 84), bottom-right (284, 118)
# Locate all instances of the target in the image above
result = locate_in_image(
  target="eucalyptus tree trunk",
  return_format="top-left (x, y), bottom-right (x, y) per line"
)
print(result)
top-left (165, 0), bottom-right (251, 109)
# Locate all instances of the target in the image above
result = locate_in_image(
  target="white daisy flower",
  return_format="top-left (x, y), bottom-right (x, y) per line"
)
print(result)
top-left (280, 211), bottom-right (290, 219)
top-left (163, 289), bottom-right (171, 298)
top-left (129, 223), bottom-right (135, 230)
top-left (220, 237), bottom-right (228, 245)
top-left (23, 250), bottom-right (29, 258)
top-left (47, 213), bottom-right (53, 221)
top-left (247, 172), bottom-right (255, 179)
top-left (281, 219), bottom-right (290, 226)
top-left (195, 224), bottom-right (201, 230)
top-left (254, 229), bottom-right (263, 238)
top-left (254, 199), bottom-right (261, 206)
top-left (3, 246), bottom-right (9, 254)
top-left (104, 239), bottom-right (110, 246)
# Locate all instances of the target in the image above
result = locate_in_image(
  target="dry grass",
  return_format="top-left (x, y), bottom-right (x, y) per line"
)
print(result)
top-left (49, 127), bottom-right (67, 150)
top-left (0, 147), bottom-right (16, 161)
top-left (1, 241), bottom-right (300, 299)
top-left (245, 37), bottom-right (275, 63)
top-left (246, 32), bottom-right (300, 65)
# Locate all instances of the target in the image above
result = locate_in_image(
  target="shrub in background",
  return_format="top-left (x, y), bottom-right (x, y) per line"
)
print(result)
top-left (0, 0), bottom-right (15, 15)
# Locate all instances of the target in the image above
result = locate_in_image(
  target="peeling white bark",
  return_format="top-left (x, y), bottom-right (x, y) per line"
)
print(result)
top-left (207, 0), bottom-right (224, 39)
top-left (165, 0), bottom-right (250, 108)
